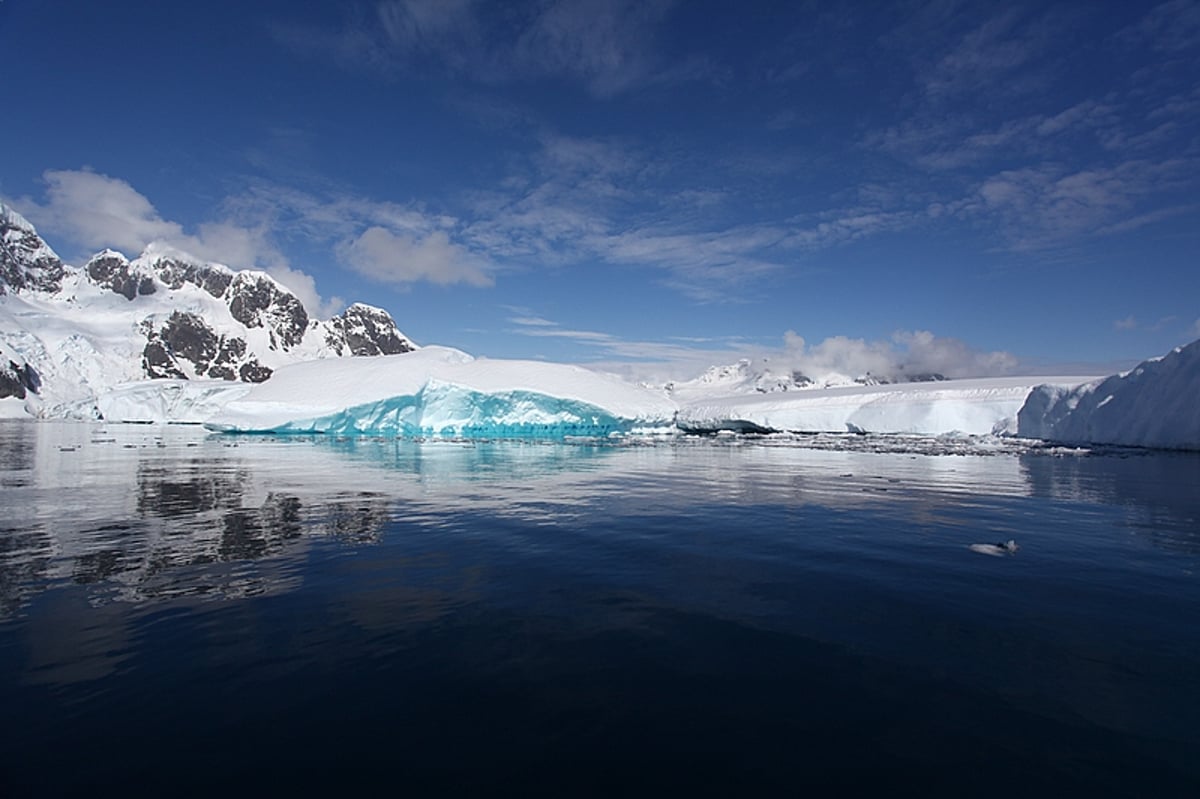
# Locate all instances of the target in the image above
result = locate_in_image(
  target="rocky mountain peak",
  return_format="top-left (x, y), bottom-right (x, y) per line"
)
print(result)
top-left (140, 245), bottom-right (233, 299)
top-left (326, 302), bottom-right (416, 356)
top-left (0, 203), bottom-right (66, 295)
top-left (227, 271), bottom-right (309, 351)
top-left (85, 250), bottom-right (158, 301)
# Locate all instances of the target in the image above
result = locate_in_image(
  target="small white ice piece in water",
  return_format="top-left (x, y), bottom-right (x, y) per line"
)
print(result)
top-left (969, 540), bottom-right (1020, 557)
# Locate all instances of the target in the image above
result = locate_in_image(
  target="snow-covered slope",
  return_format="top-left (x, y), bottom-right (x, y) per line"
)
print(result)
top-left (675, 376), bottom-right (1093, 436)
top-left (206, 346), bottom-right (678, 437)
top-left (1019, 339), bottom-right (1200, 450)
top-left (0, 203), bottom-right (416, 417)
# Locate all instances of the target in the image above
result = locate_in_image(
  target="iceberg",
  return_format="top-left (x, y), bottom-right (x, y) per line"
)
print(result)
top-left (1018, 338), bottom-right (1200, 450)
top-left (205, 346), bottom-right (678, 437)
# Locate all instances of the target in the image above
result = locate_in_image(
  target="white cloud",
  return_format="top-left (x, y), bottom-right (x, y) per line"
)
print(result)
top-left (779, 329), bottom-right (1017, 380)
top-left (25, 169), bottom-right (195, 256)
top-left (1114, 315), bottom-right (1139, 331)
top-left (13, 168), bottom-right (499, 314)
top-left (337, 226), bottom-right (492, 287)
top-left (16, 169), bottom-right (343, 313)
top-left (20, 169), bottom-right (285, 269)
top-left (506, 311), bottom-right (1018, 383)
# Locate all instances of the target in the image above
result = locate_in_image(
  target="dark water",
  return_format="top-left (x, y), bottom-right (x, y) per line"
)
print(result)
top-left (1, 421), bottom-right (1197, 797)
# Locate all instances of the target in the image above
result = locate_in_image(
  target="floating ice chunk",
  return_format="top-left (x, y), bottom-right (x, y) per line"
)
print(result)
top-left (969, 540), bottom-right (1019, 557)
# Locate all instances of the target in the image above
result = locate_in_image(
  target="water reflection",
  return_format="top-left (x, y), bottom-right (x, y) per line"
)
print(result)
top-left (1, 421), bottom-right (1198, 621)
top-left (3, 422), bottom-right (1199, 794)
top-left (1020, 451), bottom-right (1200, 554)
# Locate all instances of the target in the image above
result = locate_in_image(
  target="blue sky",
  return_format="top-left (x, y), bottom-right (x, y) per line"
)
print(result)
top-left (2, 0), bottom-right (1198, 378)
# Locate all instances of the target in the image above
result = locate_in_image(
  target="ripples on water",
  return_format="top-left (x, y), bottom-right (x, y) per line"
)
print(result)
top-left (1, 421), bottom-right (1197, 796)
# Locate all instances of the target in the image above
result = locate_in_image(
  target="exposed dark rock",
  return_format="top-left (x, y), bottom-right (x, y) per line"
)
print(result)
top-left (326, 303), bottom-right (415, 356)
top-left (85, 251), bottom-right (157, 300)
top-left (160, 312), bottom-right (219, 367)
top-left (238, 361), bottom-right (272, 383)
top-left (0, 205), bottom-right (66, 295)
top-left (227, 273), bottom-right (308, 350)
top-left (154, 256), bottom-right (232, 298)
top-left (142, 340), bottom-right (187, 379)
top-left (141, 311), bottom-right (271, 382)
top-left (0, 359), bottom-right (41, 400)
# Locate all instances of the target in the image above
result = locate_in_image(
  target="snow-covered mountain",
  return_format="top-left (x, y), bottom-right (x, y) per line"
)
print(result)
top-left (0, 203), bottom-right (415, 417)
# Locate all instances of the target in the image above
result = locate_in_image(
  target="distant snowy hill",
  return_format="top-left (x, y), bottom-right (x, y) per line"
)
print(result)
top-left (666, 357), bottom-right (947, 401)
top-left (1019, 338), bottom-right (1200, 450)
top-left (0, 203), bottom-right (415, 417)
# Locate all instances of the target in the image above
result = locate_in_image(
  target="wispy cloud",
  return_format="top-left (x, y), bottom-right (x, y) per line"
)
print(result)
top-left (273, 0), bottom-right (691, 97)
top-left (859, 0), bottom-right (1200, 260)
top-left (1036, 99), bottom-right (1119, 137)
top-left (458, 132), bottom-right (806, 299)
top-left (962, 158), bottom-right (1199, 250)
top-left (1115, 315), bottom-right (1139, 331)
top-left (505, 311), bottom-right (759, 373)
top-left (919, 8), bottom-right (1048, 99)
top-left (1116, 0), bottom-right (1200, 53)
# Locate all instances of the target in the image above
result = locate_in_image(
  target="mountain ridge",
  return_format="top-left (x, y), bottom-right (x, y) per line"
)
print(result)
top-left (0, 203), bottom-right (416, 416)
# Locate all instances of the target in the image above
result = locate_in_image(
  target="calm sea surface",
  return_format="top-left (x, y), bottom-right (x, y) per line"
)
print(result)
top-left (1, 421), bottom-right (1197, 796)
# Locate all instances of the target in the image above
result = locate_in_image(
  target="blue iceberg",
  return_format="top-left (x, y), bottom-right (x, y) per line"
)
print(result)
top-left (204, 347), bottom-right (678, 439)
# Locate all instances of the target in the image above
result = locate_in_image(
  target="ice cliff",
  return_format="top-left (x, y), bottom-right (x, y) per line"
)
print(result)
top-left (1018, 339), bottom-right (1200, 450)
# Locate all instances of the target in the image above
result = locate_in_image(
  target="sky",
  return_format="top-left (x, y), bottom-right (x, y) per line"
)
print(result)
top-left (2, 0), bottom-right (1198, 380)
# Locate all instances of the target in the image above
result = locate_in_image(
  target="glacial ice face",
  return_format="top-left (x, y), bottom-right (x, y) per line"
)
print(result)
top-left (233, 380), bottom-right (648, 438)
top-left (1018, 338), bottom-right (1200, 450)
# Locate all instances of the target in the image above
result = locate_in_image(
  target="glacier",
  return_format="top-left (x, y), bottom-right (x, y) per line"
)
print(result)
top-left (205, 346), bottom-right (679, 437)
